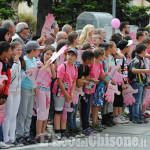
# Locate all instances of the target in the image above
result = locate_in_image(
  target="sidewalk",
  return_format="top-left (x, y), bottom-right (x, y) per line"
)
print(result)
top-left (9, 116), bottom-right (150, 150)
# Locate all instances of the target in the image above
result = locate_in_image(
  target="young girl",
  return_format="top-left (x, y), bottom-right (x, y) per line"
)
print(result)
top-left (52, 48), bottom-right (78, 139)
top-left (68, 31), bottom-right (79, 49)
top-left (3, 42), bottom-right (26, 146)
top-left (35, 45), bottom-right (56, 139)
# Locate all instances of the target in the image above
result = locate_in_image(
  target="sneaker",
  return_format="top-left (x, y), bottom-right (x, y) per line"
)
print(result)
top-left (61, 132), bottom-right (70, 139)
top-left (140, 117), bottom-right (149, 123)
top-left (0, 142), bottom-right (10, 149)
top-left (82, 128), bottom-right (90, 136)
top-left (96, 122), bottom-right (107, 129)
top-left (119, 115), bottom-right (129, 124)
top-left (54, 133), bottom-right (61, 140)
top-left (113, 116), bottom-right (125, 124)
top-left (11, 141), bottom-right (24, 147)
top-left (24, 136), bottom-right (37, 144)
top-left (68, 129), bottom-right (77, 137)
top-left (72, 129), bottom-right (85, 138)
top-left (90, 123), bottom-right (102, 132)
top-left (16, 137), bottom-right (29, 145)
top-left (143, 113), bottom-right (150, 118)
top-left (5, 141), bottom-right (15, 148)
top-left (132, 118), bottom-right (142, 124)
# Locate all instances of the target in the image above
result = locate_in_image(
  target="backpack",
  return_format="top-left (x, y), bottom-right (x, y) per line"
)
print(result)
top-left (55, 63), bottom-right (76, 96)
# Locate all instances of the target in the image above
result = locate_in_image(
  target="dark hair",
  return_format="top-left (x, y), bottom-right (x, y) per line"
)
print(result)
top-left (124, 35), bottom-right (132, 41)
top-left (99, 42), bottom-right (110, 51)
top-left (136, 31), bottom-right (144, 40)
top-left (68, 31), bottom-right (78, 45)
top-left (0, 27), bottom-right (9, 41)
top-left (94, 48), bottom-right (105, 58)
top-left (82, 51), bottom-right (94, 62)
top-left (8, 42), bottom-right (26, 70)
top-left (142, 37), bottom-right (150, 44)
top-left (40, 45), bottom-right (55, 63)
top-left (137, 27), bottom-right (146, 32)
top-left (0, 41), bottom-right (10, 55)
top-left (119, 21), bottom-right (129, 32)
top-left (135, 43), bottom-right (147, 54)
top-left (56, 39), bottom-right (68, 52)
top-left (80, 41), bottom-right (91, 50)
top-left (131, 50), bottom-right (136, 59)
top-left (110, 33), bottom-right (122, 45)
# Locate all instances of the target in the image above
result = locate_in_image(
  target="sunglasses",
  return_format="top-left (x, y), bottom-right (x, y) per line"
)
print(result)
top-left (24, 28), bottom-right (29, 30)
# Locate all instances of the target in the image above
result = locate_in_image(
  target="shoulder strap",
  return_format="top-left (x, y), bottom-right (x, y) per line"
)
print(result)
top-left (63, 63), bottom-right (66, 72)
top-left (121, 58), bottom-right (125, 74)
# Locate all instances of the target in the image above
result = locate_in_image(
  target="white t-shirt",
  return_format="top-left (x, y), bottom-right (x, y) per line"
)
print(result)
top-left (116, 57), bottom-right (128, 77)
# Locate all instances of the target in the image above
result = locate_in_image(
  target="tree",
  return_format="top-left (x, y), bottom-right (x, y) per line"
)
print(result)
top-left (36, 0), bottom-right (52, 35)
top-left (51, 0), bottom-right (150, 29)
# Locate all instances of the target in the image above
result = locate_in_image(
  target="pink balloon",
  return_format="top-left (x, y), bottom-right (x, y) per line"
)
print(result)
top-left (111, 18), bottom-right (120, 29)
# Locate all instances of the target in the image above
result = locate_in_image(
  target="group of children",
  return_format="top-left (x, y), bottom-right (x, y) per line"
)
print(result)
top-left (0, 24), bottom-right (150, 148)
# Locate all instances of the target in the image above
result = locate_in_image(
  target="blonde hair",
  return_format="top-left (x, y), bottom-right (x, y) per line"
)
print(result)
top-left (79, 24), bottom-right (94, 48)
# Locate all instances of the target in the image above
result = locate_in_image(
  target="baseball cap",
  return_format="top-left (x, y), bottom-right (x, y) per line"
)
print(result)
top-left (117, 40), bottom-right (133, 50)
top-left (25, 41), bottom-right (45, 51)
top-left (67, 48), bottom-right (78, 57)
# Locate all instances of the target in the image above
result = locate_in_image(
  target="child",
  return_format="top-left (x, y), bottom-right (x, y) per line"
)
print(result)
top-left (82, 48), bottom-right (105, 134)
top-left (67, 51), bottom-right (94, 137)
top-left (0, 41), bottom-right (11, 149)
top-left (35, 46), bottom-right (56, 139)
top-left (3, 42), bottom-right (26, 147)
top-left (91, 48), bottom-right (108, 130)
top-left (68, 31), bottom-right (79, 49)
top-left (16, 41), bottom-right (44, 144)
top-left (52, 48), bottom-right (78, 139)
top-left (142, 37), bottom-right (150, 118)
top-left (131, 43), bottom-right (150, 124)
top-left (113, 40), bottom-right (133, 124)
top-left (92, 33), bottom-right (103, 48)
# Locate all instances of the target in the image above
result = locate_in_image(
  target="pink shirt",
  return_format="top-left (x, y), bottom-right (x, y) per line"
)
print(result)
top-left (52, 61), bottom-right (78, 97)
top-left (84, 62), bottom-right (104, 94)
top-left (37, 61), bottom-right (52, 88)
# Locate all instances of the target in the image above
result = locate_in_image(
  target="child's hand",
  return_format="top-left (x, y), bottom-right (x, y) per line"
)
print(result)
top-left (35, 88), bottom-right (38, 97)
top-left (26, 69), bottom-right (33, 76)
top-left (105, 80), bottom-right (109, 88)
top-left (0, 84), bottom-right (3, 90)
top-left (0, 98), bottom-right (6, 105)
top-left (14, 54), bottom-right (20, 62)
top-left (94, 79), bottom-right (99, 84)
top-left (108, 66), bottom-right (112, 72)
top-left (84, 80), bottom-right (89, 85)
top-left (65, 93), bottom-right (72, 102)
top-left (122, 84), bottom-right (128, 90)
top-left (45, 59), bottom-right (51, 68)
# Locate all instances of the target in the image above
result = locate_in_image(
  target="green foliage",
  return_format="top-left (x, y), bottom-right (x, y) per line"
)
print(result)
top-left (51, 0), bottom-right (150, 29)
top-left (146, 26), bottom-right (150, 32)
top-left (0, 0), bottom-right (17, 19)
top-left (18, 13), bottom-right (37, 32)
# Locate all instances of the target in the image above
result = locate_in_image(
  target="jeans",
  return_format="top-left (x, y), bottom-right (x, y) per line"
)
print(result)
top-left (132, 82), bottom-right (146, 119)
top-left (0, 125), bottom-right (3, 142)
top-left (81, 94), bottom-right (92, 130)
top-left (67, 99), bottom-right (80, 130)
top-left (16, 88), bottom-right (34, 138)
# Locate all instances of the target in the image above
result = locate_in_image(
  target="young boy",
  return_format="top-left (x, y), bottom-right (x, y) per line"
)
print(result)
top-left (67, 51), bottom-right (94, 137)
top-left (53, 48), bottom-right (78, 140)
top-left (113, 40), bottom-right (133, 124)
top-left (131, 43), bottom-right (150, 124)
top-left (16, 41), bottom-right (44, 144)
top-left (0, 41), bottom-right (11, 149)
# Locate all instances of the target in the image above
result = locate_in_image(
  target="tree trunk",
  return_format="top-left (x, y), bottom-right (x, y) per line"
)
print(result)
top-left (36, 0), bottom-right (52, 35)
